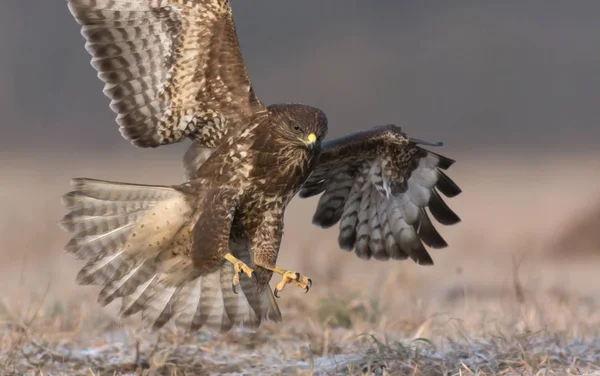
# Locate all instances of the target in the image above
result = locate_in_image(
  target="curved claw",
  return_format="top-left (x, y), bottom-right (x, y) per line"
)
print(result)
top-left (274, 287), bottom-right (281, 299)
top-left (232, 284), bottom-right (237, 294)
top-left (251, 271), bottom-right (258, 282)
top-left (304, 278), bottom-right (313, 293)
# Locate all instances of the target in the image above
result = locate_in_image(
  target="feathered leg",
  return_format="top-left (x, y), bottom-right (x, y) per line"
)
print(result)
top-left (190, 189), bottom-right (257, 293)
top-left (249, 210), bottom-right (312, 298)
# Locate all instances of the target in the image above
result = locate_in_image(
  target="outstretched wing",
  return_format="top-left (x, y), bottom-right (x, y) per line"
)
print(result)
top-left (299, 125), bottom-right (462, 264)
top-left (68, 0), bottom-right (264, 148)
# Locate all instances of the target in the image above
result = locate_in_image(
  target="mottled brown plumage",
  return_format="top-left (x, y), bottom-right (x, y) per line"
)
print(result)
top-left (61, 0), bottom-right (462, 333)
top-left (68, 0), bottom-right (262, 152)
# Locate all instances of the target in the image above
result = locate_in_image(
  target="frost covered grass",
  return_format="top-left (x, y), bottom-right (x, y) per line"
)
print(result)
top-left (1, 267), bottom-right (600, 375)
top-left (1, 152), bottom-right (600, 375)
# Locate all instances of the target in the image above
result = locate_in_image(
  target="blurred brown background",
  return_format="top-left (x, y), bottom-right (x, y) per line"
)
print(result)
top-left (1, 0), bottom-right (599, 315)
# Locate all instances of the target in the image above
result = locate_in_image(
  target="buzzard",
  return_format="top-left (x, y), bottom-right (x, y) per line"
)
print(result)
top-left (61, 0), bottom-right (462, 332)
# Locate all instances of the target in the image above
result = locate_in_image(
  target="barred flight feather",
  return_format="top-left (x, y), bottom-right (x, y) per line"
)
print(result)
top-left (59, 177), bottom-right (281, 333)
top-left (302, 127), bottom-right (462, 265)
top-left (67, 0), bottom-right (264, 157)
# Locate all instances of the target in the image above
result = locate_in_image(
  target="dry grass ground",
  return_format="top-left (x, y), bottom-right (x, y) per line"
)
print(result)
top-left (1, 150), bottom-right (600, 375)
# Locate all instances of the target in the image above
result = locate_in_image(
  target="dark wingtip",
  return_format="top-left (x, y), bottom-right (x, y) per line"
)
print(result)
top-left (436, 170), bottom-right (462, 198)
top-left (428, 152), bottom-right (456, 169)
top-left (298, 190), bottom-right (310, 198)
top-left (312, 213), bottom-right (341, 229)
top-left (429, 189), bottom-right (461, 225)
top-left (407, 243), bottom-right (434, 266)
top-left (417, 257), bottom-right (435, 266)
top-left (298, 182), bottom-right (326, 198)
top-left (416, 212), bottom-right (449, 249)
top-left (338, 232), bottom-right (357, 251)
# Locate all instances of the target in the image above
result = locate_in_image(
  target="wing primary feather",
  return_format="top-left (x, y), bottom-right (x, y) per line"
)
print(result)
top-left (429, 189), bottom-right (461, 225)
top-left (436, 170), bottom-right (462, 198)
top-left (311, 172), bottom-right (354, 228)
top-left (298, 184), bottom-right (325, 198)
top-left (354, 186), bottom-right (372, 260)
top-left (428, 151), bottom-right (455, 170)
top-left (394, 226), bottom-right (433, 265)
top-left (369, 193), bottom-right (388, 260)
top-left (414, 246), bottom-right (434, 265)
top-left (303, 127), bottom-right (462, 266)
top-left (415, 209), bottom-right (448, 249)
top-left (337, 171), bottom-right (365, 252)
top-left (68, 0), bottom-right (265, 152)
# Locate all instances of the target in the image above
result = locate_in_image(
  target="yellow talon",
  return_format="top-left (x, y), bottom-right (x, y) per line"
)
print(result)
top-left (271, 269), bottom-right (312, 298)
top-left (224, 253), bottom-right (257, 293)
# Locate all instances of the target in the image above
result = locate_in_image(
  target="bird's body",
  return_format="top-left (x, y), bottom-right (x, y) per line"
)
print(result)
top-left (181, 104), bottom-right (327, 294)
top-left (61, 0), bottom-right (462, 332)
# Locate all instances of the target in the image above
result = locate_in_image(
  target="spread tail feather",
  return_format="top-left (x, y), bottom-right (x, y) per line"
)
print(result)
top-left (59, 177), bottom-right (281, 332)
top-left (59, 178), bottom-right (192, 288)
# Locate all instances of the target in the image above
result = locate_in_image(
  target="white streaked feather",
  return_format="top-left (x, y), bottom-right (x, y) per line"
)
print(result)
top-left (71, 223), bottom-right (135, 247)
top-left (68, 0), bottom-right (157, 12)
top-left (219, 263), bottom-right (254, 326)
top-left (62, 196), bottom-right (155, 215)
top-left (173, 276), bottom-right (203, 331)
top-left (387, 203), bottom-right (409, 235)
top-left (232, 285), bottom-right (255, 326)
top-left (120, 275), bottom-right (158, 316)
top-left (98, 259), bottom-right (154, 305)
top-left (60, 210), bottom-right (145, 234)
top-left (142, 284), bottom-right (179, 327)
top-left (200, 271), bottom-right (229, 330)
top-left (381, 214), bottom-right (397, 257)
top-left (77, 258), bottom-right (128, 286)
top-left (80, 252), bottom-right (125, 278)
top-left (70, 178), bottom-right (177, 201)
top-left (338, 175), bottom-right (363, 238)
top-left (356, 187), bottom-right (372, 240)
top-left (368, 190), bottom-right (385, 258)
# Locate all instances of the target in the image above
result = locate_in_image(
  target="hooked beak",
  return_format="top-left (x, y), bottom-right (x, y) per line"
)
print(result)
top-left (298, 133), bottom-right (317, 150)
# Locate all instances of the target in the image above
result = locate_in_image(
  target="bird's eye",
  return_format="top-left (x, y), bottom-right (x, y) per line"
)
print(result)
top-left (292, 124), bottom-right (303, 133)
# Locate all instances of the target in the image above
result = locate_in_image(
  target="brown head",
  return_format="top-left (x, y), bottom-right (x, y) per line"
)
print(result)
top-left (250, 104), bottom-right (328, 156)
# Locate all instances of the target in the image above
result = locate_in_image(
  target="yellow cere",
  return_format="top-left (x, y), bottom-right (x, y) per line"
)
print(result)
top-left (307, 133), bottom-right (317, 143)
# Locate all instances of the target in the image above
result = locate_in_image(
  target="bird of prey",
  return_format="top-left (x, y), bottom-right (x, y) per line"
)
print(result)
top-left (61, 0), bottom-right (462, 332)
